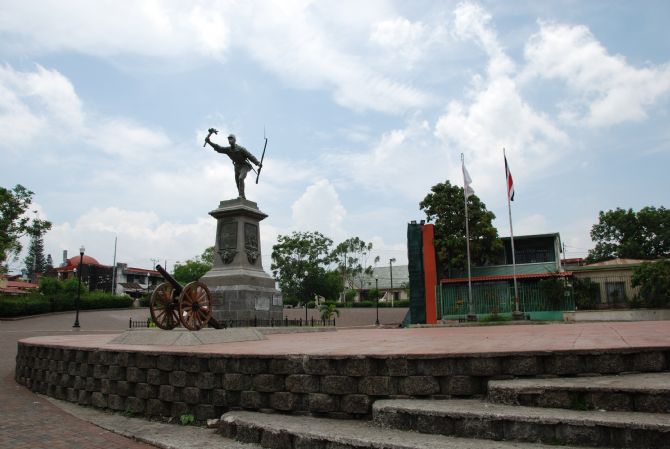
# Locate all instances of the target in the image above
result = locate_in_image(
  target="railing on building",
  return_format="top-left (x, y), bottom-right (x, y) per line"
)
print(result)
top-left (437, 281), bottom-right (575, 320)
top-left (437, 273), bottom-right (647, 320)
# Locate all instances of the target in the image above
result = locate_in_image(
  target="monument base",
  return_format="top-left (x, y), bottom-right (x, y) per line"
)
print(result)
top-left (202, 274), bottom-right (282, 322)
top-left (201, 198), bottom-right (282, 323)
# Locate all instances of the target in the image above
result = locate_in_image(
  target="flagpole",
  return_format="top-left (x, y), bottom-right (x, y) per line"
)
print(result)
top-left (462, 153), bottom-right (475, 321)
top-left (504, 148), bottom-right (521, 319)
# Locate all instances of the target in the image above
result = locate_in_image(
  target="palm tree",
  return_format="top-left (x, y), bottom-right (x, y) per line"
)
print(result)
top-left (319, 302), bottom-right (340, 321)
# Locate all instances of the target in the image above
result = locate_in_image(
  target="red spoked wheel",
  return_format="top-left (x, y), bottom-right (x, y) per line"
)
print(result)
top-left (150, 282), bottom-right (180, 330)
top-left (178, 281), bottom-right (212, 331)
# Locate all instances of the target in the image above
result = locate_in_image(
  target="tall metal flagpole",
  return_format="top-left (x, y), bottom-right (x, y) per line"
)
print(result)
top-left (111, 236), bottom-right (117, 295)
top-left (504, 148), bottom-right (521, 318)
top-left (462, 153), bottom-right (475, 321)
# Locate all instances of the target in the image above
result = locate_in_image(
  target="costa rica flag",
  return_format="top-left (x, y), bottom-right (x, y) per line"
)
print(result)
top-left (505, 155), bottom-right (515, 201)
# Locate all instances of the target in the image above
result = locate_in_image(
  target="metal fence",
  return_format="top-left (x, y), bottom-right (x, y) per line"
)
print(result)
top-left (129, 316), bottom-right (336, 329)
top-left (437, 273), bottom-right (647, 318)
top-left (437, 280), bottom-right (575, 319)
top-left (572, 274), bottom-right (640, 309)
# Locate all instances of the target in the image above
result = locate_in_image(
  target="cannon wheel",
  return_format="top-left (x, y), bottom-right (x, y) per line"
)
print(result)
top-left (178, 281), bottom-right (212, 331)
top-left (150, 282), bottom-right (180, 330)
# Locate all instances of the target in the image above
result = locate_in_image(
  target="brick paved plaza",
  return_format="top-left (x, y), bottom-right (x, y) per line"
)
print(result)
top-left (4, 308), bottom-right (670, 448)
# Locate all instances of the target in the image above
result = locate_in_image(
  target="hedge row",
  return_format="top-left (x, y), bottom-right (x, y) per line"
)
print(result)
top-left (0, 293), bottom-right (134, 317)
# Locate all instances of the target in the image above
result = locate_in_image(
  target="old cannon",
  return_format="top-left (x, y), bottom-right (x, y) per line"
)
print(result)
top-left (150, 264), bottom-right (220, 331)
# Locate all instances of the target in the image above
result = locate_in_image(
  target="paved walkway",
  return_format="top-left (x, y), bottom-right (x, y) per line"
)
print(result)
top-left (4, 309), bottom-right (670, 449)
top-left (21, 320), bottom-right (670, 356)
top-left (0, 309), bottom-right (160, 449)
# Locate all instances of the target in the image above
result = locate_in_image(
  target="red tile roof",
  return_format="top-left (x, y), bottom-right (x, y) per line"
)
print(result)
top-left (441, 272), bottom-right (572, 284)
top-left (0, 287), bottom-right (29, 295)
top-left (7, 280), bottom-right (39, 289)
top-left (124, 267), bottom-right (161, 276)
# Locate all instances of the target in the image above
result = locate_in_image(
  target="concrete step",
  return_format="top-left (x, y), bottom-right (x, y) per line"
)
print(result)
top-left (372, 399), bottom-right (670, 448)
top-left (488, 372), bottom-right (670, 412)
top-left (219, 410), bottom-right (594, 449)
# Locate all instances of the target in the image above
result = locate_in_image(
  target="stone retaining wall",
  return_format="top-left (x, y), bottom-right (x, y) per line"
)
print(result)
top-left (14, 343), bottom-right (670, 421)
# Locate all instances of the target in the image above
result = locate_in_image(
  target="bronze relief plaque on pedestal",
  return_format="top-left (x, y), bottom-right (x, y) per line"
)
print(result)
top-left (217, 220), bottom-right (238, 264)
top-left (245, 223), bottom-right (259, 264)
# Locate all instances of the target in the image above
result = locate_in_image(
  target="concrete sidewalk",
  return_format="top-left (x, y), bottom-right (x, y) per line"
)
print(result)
top-left (45, 396), bottom-right (256, 449)
top-left (1, 308), bottom-right (160, 449)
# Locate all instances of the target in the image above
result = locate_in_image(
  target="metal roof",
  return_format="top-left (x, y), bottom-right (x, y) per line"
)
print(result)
top-left (441, 271), bottom-right (572, 284)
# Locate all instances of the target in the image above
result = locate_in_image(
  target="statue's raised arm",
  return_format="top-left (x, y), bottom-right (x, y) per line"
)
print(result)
top-left (204, 130), bottom-right (261, 200)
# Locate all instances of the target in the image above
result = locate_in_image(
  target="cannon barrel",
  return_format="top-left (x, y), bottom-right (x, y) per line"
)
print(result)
top-left (155, 264), bottom-right (183, 295)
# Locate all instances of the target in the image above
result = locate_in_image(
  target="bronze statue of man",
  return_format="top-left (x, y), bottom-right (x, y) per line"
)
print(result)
top-left (205, 133), bottom-right (262, 199)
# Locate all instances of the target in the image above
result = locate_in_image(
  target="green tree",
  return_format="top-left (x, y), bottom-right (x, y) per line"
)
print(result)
top-left (271, 231), bottom-right (335, 302)
top-left (172, 247), bottom-right (213, 284)
top-left (369, 287), bottom-right (381, 302)
top-left (24, 231), bottom-right (46, 278)
top-left (45, 254), bottom-right (54, 275)
top-left (420, 180), bottom-right (502, 277)
top-left (315, 269), bottom-right (344, 301)
top-left (319, 302), bottom-right (340, 321)
top-left (631, 260), bottom-right (670, 308)
top-left (587, 207), bottom-right (670, 263)
top-left (39, 276), bottom-right (63, 296)
top-left (0, 185), bottom-right (51, 272)
top-left (332, 237), bottom-right (379, 291)
top-left (573, 277), bottom-right (600, 310)
top-left (538, 277), bottom-right (567, 310)
top-left (201, 246), bottom-right (215, 264)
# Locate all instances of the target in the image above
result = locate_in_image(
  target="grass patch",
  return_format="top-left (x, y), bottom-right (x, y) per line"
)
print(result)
top-left (479, 313), bottom-right (512, 323)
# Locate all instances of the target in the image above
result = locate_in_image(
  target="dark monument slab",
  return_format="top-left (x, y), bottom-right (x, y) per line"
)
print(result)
top-left (200, 198), bottom-right (282, 322)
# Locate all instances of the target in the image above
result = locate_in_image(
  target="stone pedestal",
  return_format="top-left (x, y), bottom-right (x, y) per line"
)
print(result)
top-left (200, 199), bottom-right (282, 322)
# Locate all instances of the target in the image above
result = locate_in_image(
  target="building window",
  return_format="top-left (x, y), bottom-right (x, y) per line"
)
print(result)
top-left (605, 281), bottom-right (626, 305)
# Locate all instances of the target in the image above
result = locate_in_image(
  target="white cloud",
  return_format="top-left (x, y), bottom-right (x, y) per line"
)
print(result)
top-left (0, 1), bottom-right (430, 114)
top-left (522, 22), bottom-right (670, 127)
top-left (0, 64), bottom-right (83, 150)
top-left (0, 0), bottom-right (232, 60)
top-left (435, 3), bottom-right (568, 199)
top-left (291, 179), bottom-right (347, 240)
top-left (510, 213), bottom-right (550, 237)
top-left (89, 118), bottom-right (172, 161)
top-left (227, 1), bottom-right (432, 113)
top-left (324, 118), bottom-right (446, 201)
top-left (370, 17), bottom-right (428, 65)
top-left (452, 2), bottom-right (515, 78)
top-left (47, 207), bottom-right (215, 269)
top-left (0, 64), bottom-right (178, 168)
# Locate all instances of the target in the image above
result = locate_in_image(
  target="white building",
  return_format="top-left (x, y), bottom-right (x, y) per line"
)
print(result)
top-left (113, 263), bottom-right (163, 298)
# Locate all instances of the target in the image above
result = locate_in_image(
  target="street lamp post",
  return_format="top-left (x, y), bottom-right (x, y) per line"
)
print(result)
top-left (375, 276), bottom-right (380, 326)
top-left (73, 245), bottom-right (85, 329)
top-left (389, 258), bottom-right (396, 308)
top-left (304, 270), bottom-right (309, 324)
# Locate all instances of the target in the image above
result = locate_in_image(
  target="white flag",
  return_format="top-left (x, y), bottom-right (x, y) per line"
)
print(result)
top-left (462, 163), bottom-right (474, 198)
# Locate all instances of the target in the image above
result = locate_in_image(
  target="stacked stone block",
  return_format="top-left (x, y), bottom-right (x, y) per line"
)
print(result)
top-left (14, 343), bottom-right (670, 422)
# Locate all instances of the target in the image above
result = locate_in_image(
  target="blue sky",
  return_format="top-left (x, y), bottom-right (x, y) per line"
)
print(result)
top-left (1, 0), bottom-right (668, 273)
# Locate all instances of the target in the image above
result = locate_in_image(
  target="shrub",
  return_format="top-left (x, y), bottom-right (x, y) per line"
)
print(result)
top-left (0, 289), bottom-right (133, 317)
top-left (80, 292), bottom-right (134, 309)
top-left (479, 312), bottom-right (511, 322)
top-left (39, 277), bottom-right (62, 296)
top-left (573, 277), bottom-right (600, 310)
top-left (0, 294), bottom-right (50, 317)
top-left (138, 294), bottom-right (151, 308)
top-left (282, 297), bottom-right (298, 307)
top-left (632, 260), bottom-right (670, 308)
top-left (344, 289), bottom-right (357, 303)
top-left (539, 277), bottom-right (567, 310)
